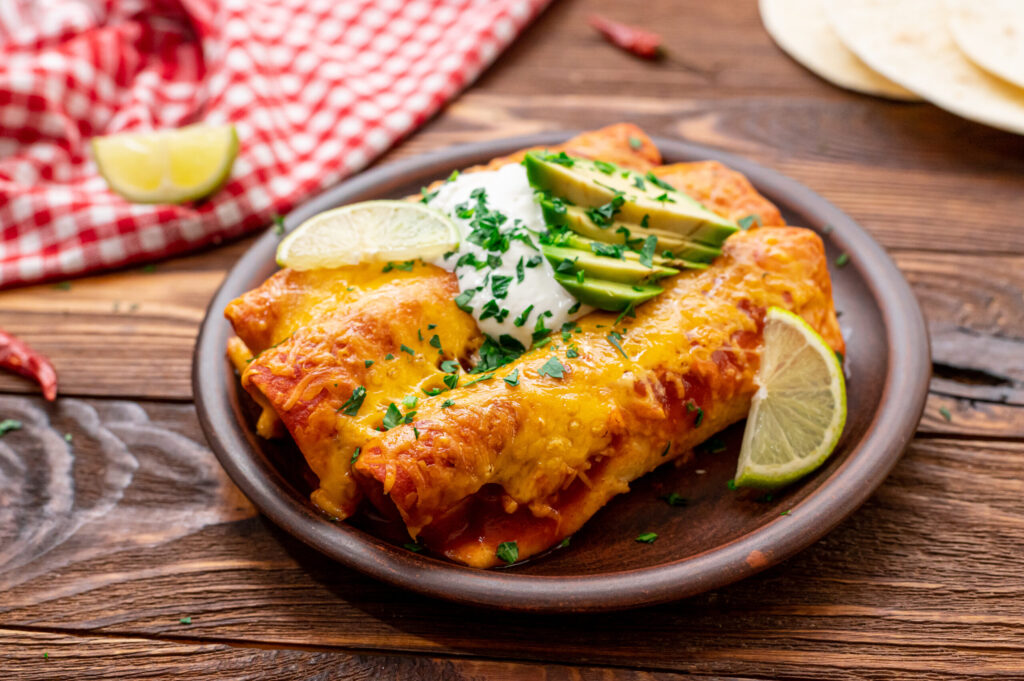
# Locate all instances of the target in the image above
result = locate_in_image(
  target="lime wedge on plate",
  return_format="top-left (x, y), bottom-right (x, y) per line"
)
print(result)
top-left (92, 124), bottom-right (238, 204)
top-left (276, 200), bottom-right (460, 270)
top-left (734, 306), bottom-right (846, 489)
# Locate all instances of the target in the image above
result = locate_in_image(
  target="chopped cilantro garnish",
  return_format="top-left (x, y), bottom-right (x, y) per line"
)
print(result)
top-left (382, 403), bottom-right (403, 429)
top-left (479, 300), bottom-right (509, 322)
top-left (404, 542), bottom-right (423, 552)
top-left (639, 235), bottom-right (657, 268)
top-left (516, 256), bottom-right (526, 283)
top-left (738, 214), bottom-right (763, 231)
top-left (566, 345), bottom-right (579, 358)
top-left (441, 399), bottom-right (455, 409)
top-left (414, 427), bottom-right (420, 440)
top-left (454, 288), bottom-right (477, 313)
top-left (417, 329), bottom-right (423, 341)
top-left (496, 540), bottom-right (519, 564)
top-left (615, 301), bottom-right (637, 326)
top-left (726, 478), bottom-right (737, 490)
top-left (504, 368), bottom-right (520, 386)
top-left (423, 387), bottom-right (443, 396)
top-left (702, 437), bottom-right (727, 453)
top-left (447, 169), bottom-right (459, 182)
top-left (641, 214), bottom-right (650, 228)
top-left (538, 356), bottom-right (565, 379)
top-left (661, 441), bottom-right (671, 457)
top-left (179, 617), bottom-right (192, 625)
top-left (568, 301), bottom-right (582, 314)
top-left (0, 419), bottom-right (22, 436)
top-left (645, 172), bottom-right (676, 191)
top-left (654, 192), bottom-right (676, 203)
top-left (443, 373), bottom-right (459, 390)
top-left (593, 159), bottom-right (617, 174)
top-left (661, 492), bottom-right (687, 507)
top-left (440, 359), bottom-right (460, 373)
top-left (939, 406), bottom-right (952, 422)
top-left (428, 323), bottom-right (437, 329)
top-left (420, 186), bottom-right (439, 203)
top-left (464, 372), bottom-right (496, 386)
top-left (628, 135), bottom-right (643, 150)
top-left (339, 386), bottom-right (367, 416)
top-left (64, 433), bottom-right (72, 442)
top-left (385, 353), bottom-right (395, 360)
top-left (694, 407), bottom-right (704, 426)
top-left (526, 254), bottom-right (543, 268)
top-left (686, 401), bottom-right (697, 413)
top-left (350, 447), bottom-right (361, 464)
top-left (586, 195), bottom-right (624, 227)
top-left (558, 537), bottom-right (571, 548)
top-left (474, 335), bottom-right (526, 373)
top-left (576, 270), bottom-right (585, 283)
top-left (633, 175), bottom-right (646, 190)
top-left (545, 151), bottom-right (575, 167)
top-left (402, 395), bottom-right (419, 409)
top-left (607, 331), bottom-right (628, 358)
top-left (429, 334), bottom-right (442, 349)
top-left (400, 344), bottom-right (415, 356)
top-left (835, 253), bottom-right (850, 267)
top-left (491, 274), bottom-right (513, 299)
top-left (591, 242), bottom-right (625, 259)
top-left (635, 532), bottom-right (658, 544)
top-left (555, 257), bottom-right (577, 276)
top-left (513, 304), bottom-right (535, 327)
top-left (364, 360), bottom-right (374, 368)
top-left (272, 214), bottom-right (286, 235)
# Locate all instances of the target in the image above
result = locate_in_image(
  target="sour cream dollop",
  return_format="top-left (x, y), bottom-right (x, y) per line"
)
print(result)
top-left (428, 164), bottom-right (585, 348)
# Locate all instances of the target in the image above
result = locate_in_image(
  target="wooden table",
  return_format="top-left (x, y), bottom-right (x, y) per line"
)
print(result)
top-left (3, 1), bottom-right (1023, 678)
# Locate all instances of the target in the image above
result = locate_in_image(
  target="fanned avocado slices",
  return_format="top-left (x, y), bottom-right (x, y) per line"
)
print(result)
top-left (525, 151), bottom-right (738, 246)
top-left (541, 244), bottom-right (678, 284)
top-left (540, 200), bottom-right (722, 264)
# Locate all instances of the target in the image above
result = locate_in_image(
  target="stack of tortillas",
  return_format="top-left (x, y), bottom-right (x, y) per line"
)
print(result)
top-left (760, 0), bottom-right (1024, 134)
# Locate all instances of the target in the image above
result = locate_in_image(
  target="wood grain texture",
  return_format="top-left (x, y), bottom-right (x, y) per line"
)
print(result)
top-left (2, 0), bottom-right (1023, 677)
top-left (0, 629), bottom-right (707, 681)
top-left (2, 394), bottom-right (1024, 679)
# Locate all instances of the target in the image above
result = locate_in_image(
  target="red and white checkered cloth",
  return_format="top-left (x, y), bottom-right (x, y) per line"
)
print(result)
top-left (0, 0), bottom-right (551, 288)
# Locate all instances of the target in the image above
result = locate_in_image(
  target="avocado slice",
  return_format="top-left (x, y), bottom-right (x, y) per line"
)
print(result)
top-left (561, 234), bottom-right (709, 271)
top-left (525, 152), bottom-right (738, 246)
top-left (553, 274), bottom-right (663, 312)
top-left (542, 244), bottom-right (678, 284)
top-left (541, 201), bottom-right (722, 264)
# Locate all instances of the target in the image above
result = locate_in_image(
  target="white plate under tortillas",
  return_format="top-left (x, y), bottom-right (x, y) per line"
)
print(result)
top-left (945, 0), bottom-right (1024, 91)
top-left (824, 0), bottom-right (1024, 136)
top-left (759, 0), bottom-right (918, 100)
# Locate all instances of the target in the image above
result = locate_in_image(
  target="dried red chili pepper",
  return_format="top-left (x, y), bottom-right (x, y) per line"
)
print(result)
top-left (0, 329), bottom-right (57, 401)
top-left (589, 15), bottom-right (664, 60)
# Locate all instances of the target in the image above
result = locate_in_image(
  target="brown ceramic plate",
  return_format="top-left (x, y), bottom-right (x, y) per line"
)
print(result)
top-left (193, 133), bottom-right (930, 612)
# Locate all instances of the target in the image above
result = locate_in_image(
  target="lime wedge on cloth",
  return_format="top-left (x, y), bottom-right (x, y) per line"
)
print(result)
top-left (92, 124), bottom-right (238, 204)
top-left (276, 200), bottom-right (460, 270)
top-left (735, 306), bottom-right (846, 489)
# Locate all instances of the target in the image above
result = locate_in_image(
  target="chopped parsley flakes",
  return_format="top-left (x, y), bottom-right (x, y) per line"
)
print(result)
top-left (496, 540), bottom-right (519, 564)
top-left (635, 532), bottom-right (658, 544)
top-left (504, 368), bottom-right (520, 386)
top-left (339, 386), bottom-right (367, 416)
top-left (538, 356), bottom-right (565, 379)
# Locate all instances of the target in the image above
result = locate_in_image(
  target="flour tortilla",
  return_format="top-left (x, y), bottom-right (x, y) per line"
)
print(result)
top-left (760, 0), bottom-right (918, 100)
top-left (946, 0), bottom-right (1024, 90)
top-left (824, 0), bottom-right (1024, 136)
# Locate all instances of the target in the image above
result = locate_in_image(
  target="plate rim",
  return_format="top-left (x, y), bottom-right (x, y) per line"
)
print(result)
top-left (192, 131), bottom-right (931, 612)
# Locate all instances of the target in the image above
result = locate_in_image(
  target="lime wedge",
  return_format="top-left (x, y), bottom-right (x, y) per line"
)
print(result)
top-left (276, 200), bottom-right (460, 270)
top-left (734, 306), bottom-right (846, 489)
top-left (92, 124), bottom-right (238, 204)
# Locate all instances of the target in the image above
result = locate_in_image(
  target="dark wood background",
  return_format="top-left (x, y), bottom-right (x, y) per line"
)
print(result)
top-left (3, 0), bottom-right (1024, 678)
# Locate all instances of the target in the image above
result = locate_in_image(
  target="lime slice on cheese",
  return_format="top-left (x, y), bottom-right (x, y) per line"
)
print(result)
top-left (276, 200), bottom-right (460, 270)
top-left (92, 124), bottom-right (238, 204)
top-left (734, 306), bottom-right (846, 489)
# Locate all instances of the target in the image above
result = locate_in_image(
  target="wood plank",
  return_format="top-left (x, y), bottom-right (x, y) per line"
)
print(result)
top-left (0, 629), bottom-right (705, 681)
top-left (1, 252), bottom-right (1020, 438)
top-left (2, 393), bottom-right (1024, 679)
